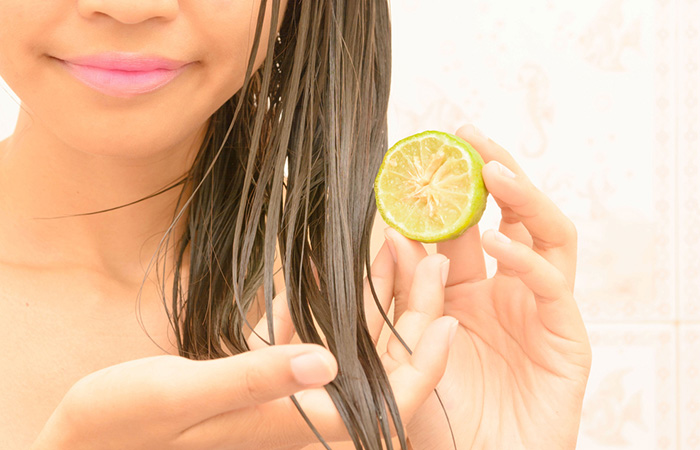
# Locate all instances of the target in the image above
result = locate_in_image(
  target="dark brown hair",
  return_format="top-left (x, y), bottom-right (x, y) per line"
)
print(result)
top-left (157, 0), bottom-right (406, 447)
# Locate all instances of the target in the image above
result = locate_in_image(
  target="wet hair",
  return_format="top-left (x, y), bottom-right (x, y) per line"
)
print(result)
top-left (157, 0), bottom-right (409, 447)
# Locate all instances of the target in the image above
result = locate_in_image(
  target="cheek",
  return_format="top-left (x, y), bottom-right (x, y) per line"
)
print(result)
top-left (0, 0), bottom-right (41, 38)
top-left (0, 2), bottom-right (59, 88)
top-left (193, 0), bottom-right (280, 101)
top-left (0, 0), bottom-right (282, 159)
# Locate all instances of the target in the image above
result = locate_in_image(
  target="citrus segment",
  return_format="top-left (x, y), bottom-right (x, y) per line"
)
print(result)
top-left (374, 130), bottom-right (488, 243)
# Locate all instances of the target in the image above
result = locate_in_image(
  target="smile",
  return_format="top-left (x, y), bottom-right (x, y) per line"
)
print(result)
top-left (57, 53), bottom-right (191, 98)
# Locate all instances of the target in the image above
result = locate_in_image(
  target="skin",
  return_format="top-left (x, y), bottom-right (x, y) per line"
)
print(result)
top-left (390, 126), bottom-right (592, 449)
top-left (268, 126), bottom-right (592, 450)
top-left (0, 0), bottom-right (591, 448)
top-left (0, 0), bottom-right (455, 448)
top-left (0, 0), bottom-right (288, 277)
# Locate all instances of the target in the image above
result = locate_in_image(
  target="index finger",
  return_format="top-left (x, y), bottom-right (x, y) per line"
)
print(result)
top-left (173, 344), bottom-right (338, 423)
top-left (456, 125), bottom-right (577, 286)
top-left (456, 124), bottom-right (524, 174)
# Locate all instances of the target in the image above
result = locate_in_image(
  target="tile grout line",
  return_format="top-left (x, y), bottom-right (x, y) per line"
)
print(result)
top-left (585, 320), bottom-right (700, 325)
top-left (674, 0), bottom-right (682, 447)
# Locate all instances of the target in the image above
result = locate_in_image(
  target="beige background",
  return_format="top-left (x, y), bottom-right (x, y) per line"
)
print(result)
top-left (378, 0), bottom-right (698, 448)
top-left (1, 0), bottom-right (699, 448)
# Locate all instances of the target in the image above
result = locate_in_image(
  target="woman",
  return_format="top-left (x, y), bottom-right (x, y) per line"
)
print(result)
top-left (0, 0), bottom-right (592, 448)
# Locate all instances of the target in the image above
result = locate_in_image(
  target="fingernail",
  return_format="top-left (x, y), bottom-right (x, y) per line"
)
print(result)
top-left (463, 124), bottom-right (485, 139)
top-left (495, 161), bottom-right (516, 179)
top-left (448, 318), bottom-right (459, 345)
top-left (440, 259), bottom-right (450, 287)
top-left (290, 353), bottom-right (335, 386)
top-left (384, 228), bottom-right (398, 263)
top-left (493, 230), bottom-right (511, 244)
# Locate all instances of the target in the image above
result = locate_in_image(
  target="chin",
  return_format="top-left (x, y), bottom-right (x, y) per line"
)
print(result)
top-left (56, 120), bottom-right (204, 162)
top-left (44, 101), bottom-right (209, 160)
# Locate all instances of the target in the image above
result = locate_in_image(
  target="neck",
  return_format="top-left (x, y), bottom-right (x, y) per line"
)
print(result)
top-left (0, 109), bottom-right (202, 284)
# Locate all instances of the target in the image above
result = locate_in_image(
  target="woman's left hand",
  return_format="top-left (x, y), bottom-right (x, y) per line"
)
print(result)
top-left (380, 125), bottom-right (592, 450)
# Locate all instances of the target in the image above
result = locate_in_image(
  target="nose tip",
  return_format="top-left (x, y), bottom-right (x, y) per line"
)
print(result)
top-left (77, 0), bottom-right (179, 24)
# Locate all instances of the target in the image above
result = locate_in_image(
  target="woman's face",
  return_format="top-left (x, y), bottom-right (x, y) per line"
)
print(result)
top-left (0, 0), bottom-right (286, 158)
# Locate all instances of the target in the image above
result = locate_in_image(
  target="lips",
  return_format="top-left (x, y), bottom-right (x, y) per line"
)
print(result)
top-left (57, 53), bottom-right (191, 98)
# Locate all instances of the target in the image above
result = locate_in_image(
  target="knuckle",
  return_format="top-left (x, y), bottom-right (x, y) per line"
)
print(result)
top-left (384, 341), bottom-right (408, 367)
top-left (512, 246), bottom-right (536, 274)
top-left (242, 363), bottom-right (279, 404)
top-left (564, 217), bottom-right (578, 243)
top-left (532, 236), bottom-right (557, 251)
top-left (517, 261), bottom-right (536, 277)
top-left (551, 217), bottom-right (578, 249)
top-left (553, 269), bottom-right (570, 292)
top-left (515, 190), bottom-right (540, 220)
top-left (520, 176), bottom-right (540, 199)
top-left (540, 269), bottom-right (571, 302)
top-left (500, 206), bottom-right (520, 224)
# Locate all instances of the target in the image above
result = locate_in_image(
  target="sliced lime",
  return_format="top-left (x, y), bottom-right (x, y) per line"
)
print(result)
top-left (374, 130), bottom-right (488, 243)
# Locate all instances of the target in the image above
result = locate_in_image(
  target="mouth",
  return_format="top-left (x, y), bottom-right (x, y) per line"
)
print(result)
top-left (55, 52), bottom-right (192, 98)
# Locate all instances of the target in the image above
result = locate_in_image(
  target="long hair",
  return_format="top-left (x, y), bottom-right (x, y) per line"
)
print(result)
top-left (158, 0), bottom-right (403, 447)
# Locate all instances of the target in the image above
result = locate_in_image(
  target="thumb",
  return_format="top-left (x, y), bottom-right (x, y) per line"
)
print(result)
top-left (177, 344), bottom-right (338, 422)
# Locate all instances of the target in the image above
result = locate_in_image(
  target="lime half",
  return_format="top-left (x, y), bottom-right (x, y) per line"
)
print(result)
top-left (374, 130), bottom-right (488, 243)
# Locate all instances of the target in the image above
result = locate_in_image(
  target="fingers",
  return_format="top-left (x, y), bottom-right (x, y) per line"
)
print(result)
top-left (497, 204), bottom-right (533, 247)
top-left (456, 124), bottom-right (524, 174)
top-left (436, 224), bottom-right (487, 285)
top-left (385, 254), bottom-right (450, 365)
top-left (293, 315), bottom-right (457, 442)
top-left (175, 344), bottom-right (338, 422)
top-left (292, 315), bottom-right (457, 443)
top-left (247, 291), bottom-right (296, 350)
top-left (384, 227), bottom-right (428, 319)
top-left (66, 345), bottom-right (338, 448)
top-left (481, 159), bottom-right (575, 252)
top-left (186, 316), bottom-right (458, 448)
top-left (482, 229), bottom-right (586, 342)
top-left (363, 241), bottom-right (396, 343)
top-left (386, 316), bottom-right (458, 418)
top-left (481, 160), bottom-right (577, 285)
top-left (456, 124), bottom-right (577, 286)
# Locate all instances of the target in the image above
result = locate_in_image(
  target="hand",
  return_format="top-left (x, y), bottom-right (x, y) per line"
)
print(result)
top-left (381, 125), bottom-right (592, 449)
top-left (31, 252), bottom-right (456, 450)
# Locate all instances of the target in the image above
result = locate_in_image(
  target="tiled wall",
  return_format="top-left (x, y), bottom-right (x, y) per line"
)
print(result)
top-left (377, 0), bottom-right (700, 448)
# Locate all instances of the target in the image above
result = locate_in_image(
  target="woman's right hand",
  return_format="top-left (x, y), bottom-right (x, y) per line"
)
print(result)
top-left (30, 243), bottom-right (456, 450)
top-left (30, 345), bottom-right (339, 450)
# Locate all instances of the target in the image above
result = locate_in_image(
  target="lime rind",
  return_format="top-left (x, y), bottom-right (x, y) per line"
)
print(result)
top-left (374, 130), bottom-right (488, 243)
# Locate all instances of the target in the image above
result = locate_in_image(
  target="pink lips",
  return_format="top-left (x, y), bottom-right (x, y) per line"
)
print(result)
top-left (58, 53), bottom-right (190, 98)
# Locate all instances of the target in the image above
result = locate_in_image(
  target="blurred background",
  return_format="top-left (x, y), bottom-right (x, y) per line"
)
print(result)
top-left (1, 0), bottom-right (698, 448)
